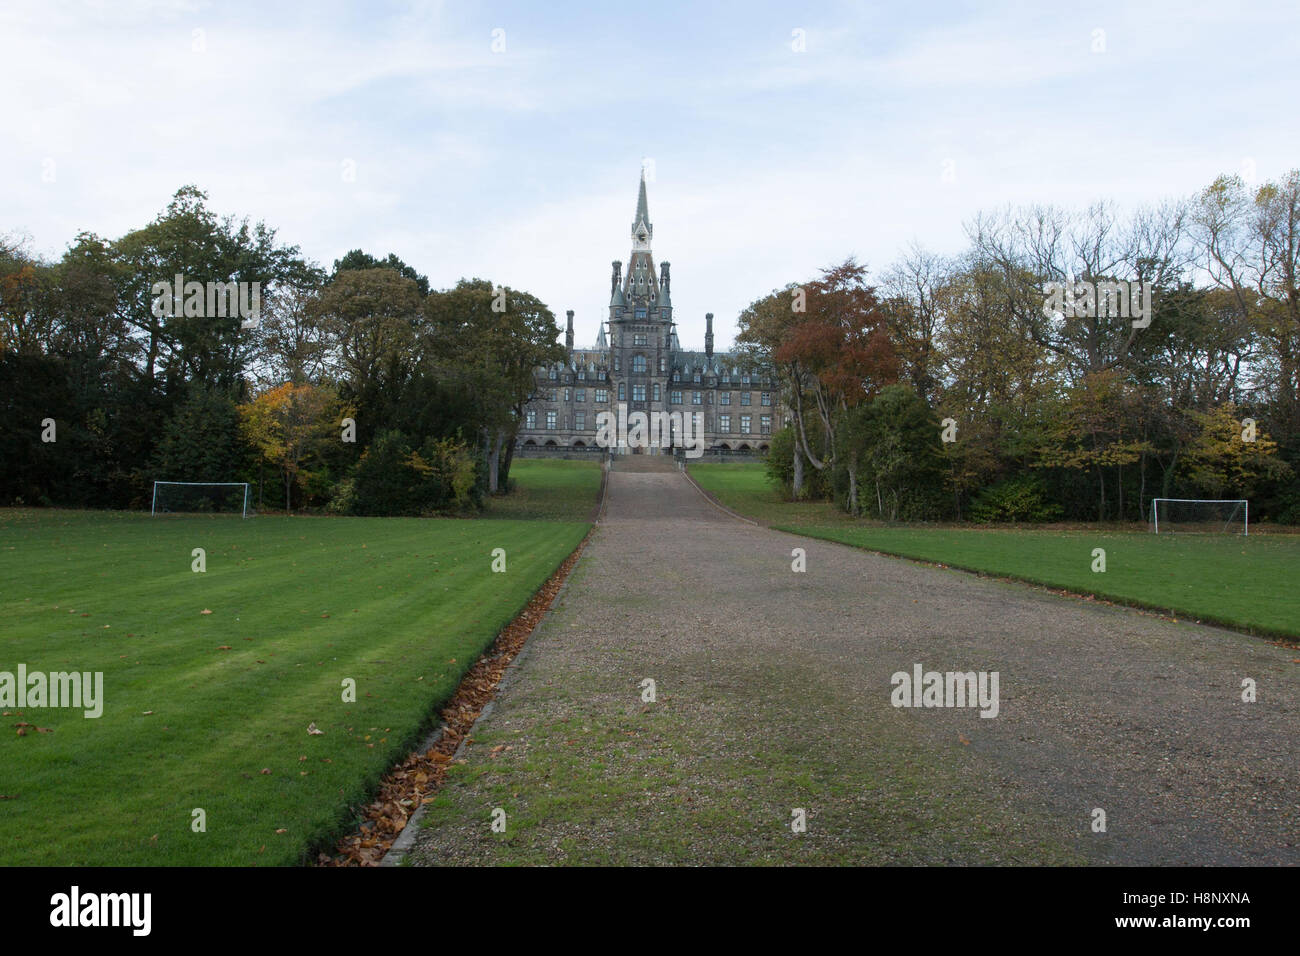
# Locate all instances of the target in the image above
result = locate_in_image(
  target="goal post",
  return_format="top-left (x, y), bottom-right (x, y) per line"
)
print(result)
top-left (151, 481), bottom-right (252, 518)
top-left (1150, 498), bottom-right (1248, 536)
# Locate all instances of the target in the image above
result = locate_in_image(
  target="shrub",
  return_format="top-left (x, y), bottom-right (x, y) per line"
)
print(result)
top-left (968, 474), bottom-right (1063, 523)
top-left (350, 430), bottom-right (480, 516)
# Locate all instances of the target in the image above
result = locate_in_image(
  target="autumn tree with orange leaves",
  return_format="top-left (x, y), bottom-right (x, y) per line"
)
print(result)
top-left (239, 382), bottom-right (348, 511)
top-left (773, 258), bottom-right (899, 512)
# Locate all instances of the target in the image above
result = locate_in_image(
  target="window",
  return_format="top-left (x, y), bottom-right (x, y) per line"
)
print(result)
top-left (742, 373), bottom-right (751, 385)
top-left (658, 356), bottom-right (666, 373)
top-left (740, 414), bottom-right (751, 434)
top-left (633, 384), bottom-right (646, 401)
top-left (575, 412), bottom-right (586, 430)
top-left (575, 388), bottom-right (586, 402)
top-left (633, 333), bottom-right (647, 346)
top-left (722, 374), bottom-right (730, 384)
top-left (614, 356), bottom-right (621, 372)
top-left (549, 368), bottom-right (557, 380)
top-left (672, 371), bottom-right (680, 382)
top-left (632, 355), bottom-right (647, 373)
top-left (546, 411), bottom-right (557, 430)
top-left (692, 391), bottom-right (702, 405)
top-left (720, 392), bottom-right (731, 406)
top-left (761, 392), bottom-right (772, 406)
top-left (548, 389), bottom-right (557, 402)
top-left (670, 390), bottom-right (682, 405)
top-left (635, 308), bottom-right (647, 319)
top-left (760, 415), bottom-right (772, 434)
top-left (564, 388), bottom-right (572, 402)
top-left (525, 410), bottom-right (537, 429)
top-left (652, 383), bottom-right (660, 401)
top-left (693, 373), bottom-right (701, 383)
top-left (578, 370), bottom-right (585, 380)
top-left (719, 414), bottom-right (731, 433)
top-left (661, 307), bottom-right (670, 319)
top-left (740, 392), bottom-right (751, 406)
top-left (595, 389), bottom-right (608, 403)
top-left (618, 382), bottom-right (627, 401)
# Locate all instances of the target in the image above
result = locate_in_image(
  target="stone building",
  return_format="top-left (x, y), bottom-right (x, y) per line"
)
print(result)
top-left (516, 171), bottom-right (784, 456)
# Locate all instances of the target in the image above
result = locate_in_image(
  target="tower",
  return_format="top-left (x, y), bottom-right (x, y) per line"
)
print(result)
top-left (607, 168), bottom-right (673, 422)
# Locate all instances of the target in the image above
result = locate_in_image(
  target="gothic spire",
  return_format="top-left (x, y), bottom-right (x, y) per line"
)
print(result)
top-left (631, 168), bottom-right (652, 244)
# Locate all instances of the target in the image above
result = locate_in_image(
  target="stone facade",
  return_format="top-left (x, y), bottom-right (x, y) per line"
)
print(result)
top-left (516, 172), bottom-right (784, 456)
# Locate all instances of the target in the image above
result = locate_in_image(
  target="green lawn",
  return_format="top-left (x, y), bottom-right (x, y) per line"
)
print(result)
top-left (690, 462), bottom-right (1300, 639)
top-left (0, 462), bottom-right (597, 866)
top-left (484, 458), bottom-right (603, 521)
top-left (688, 461), bottom-right (850, 526)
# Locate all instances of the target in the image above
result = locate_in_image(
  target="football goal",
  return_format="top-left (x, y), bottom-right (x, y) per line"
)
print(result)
top-left (1150, 498), bottom-right (1248, 536)
top-left (151, 482), bottom-right (252, 518)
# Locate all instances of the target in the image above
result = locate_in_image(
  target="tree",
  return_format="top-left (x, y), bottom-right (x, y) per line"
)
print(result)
top-left (239, 383), bottom-right (346, 511)
top-left (774, 258), bottom-right (899, 513)
top-left (1037, 370), bottom-right (1152, 521)
top-left (841, 385), bottom-right (945, 520)
top-left (310, 267), bottom-right (423, 448)
top-left (1182, 403), bottom-right (1292, 501)
top-left (737, 283), bottom-right (814, 496)
top-left (113, 185), bottom-right (312, 396)
top-left (153, 386), bottom-right (251, 483)
top-left (332, 250), bottom-right (430, 296)
top-left (423, 279), bottom-right (563, 493)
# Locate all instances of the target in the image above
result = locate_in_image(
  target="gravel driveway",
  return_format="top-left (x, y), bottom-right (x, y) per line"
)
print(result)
top-left (408, 457), bottom-right (1300, 865)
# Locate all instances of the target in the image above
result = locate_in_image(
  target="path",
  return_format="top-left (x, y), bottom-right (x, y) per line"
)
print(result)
top-left (408, 458), bottom-right (1300, 865)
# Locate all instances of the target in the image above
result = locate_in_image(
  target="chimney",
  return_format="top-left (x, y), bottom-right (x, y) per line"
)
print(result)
top-left (611, 261), bottom-right (622, 297)
top-left (565, 310), bottom-right (574, 353)
top-left (660, 261), bottom-right (670, 292)
top-left (705, 312), bottom-right (714, 359)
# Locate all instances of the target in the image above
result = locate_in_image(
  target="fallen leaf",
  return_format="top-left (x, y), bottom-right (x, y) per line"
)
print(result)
top-left (307, 722), bottom-right (323, 736)
top-left (260, 768), bottom-right (272, 775)
top-left (141, 711), bottom-right (154, 715)
top-left (275, 828), bottom-right (287, 834)
top-left (200, 609), bottom-right (212, 615)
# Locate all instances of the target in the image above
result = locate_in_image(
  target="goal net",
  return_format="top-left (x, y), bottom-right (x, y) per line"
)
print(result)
top-left (1150, 498), bottom-right (1248, 535)
top-left (152, 482), bottom-right (252, 517)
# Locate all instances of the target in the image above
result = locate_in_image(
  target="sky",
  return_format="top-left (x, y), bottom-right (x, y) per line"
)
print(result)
top-left (3, 0), bottom-right (1299, 352)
